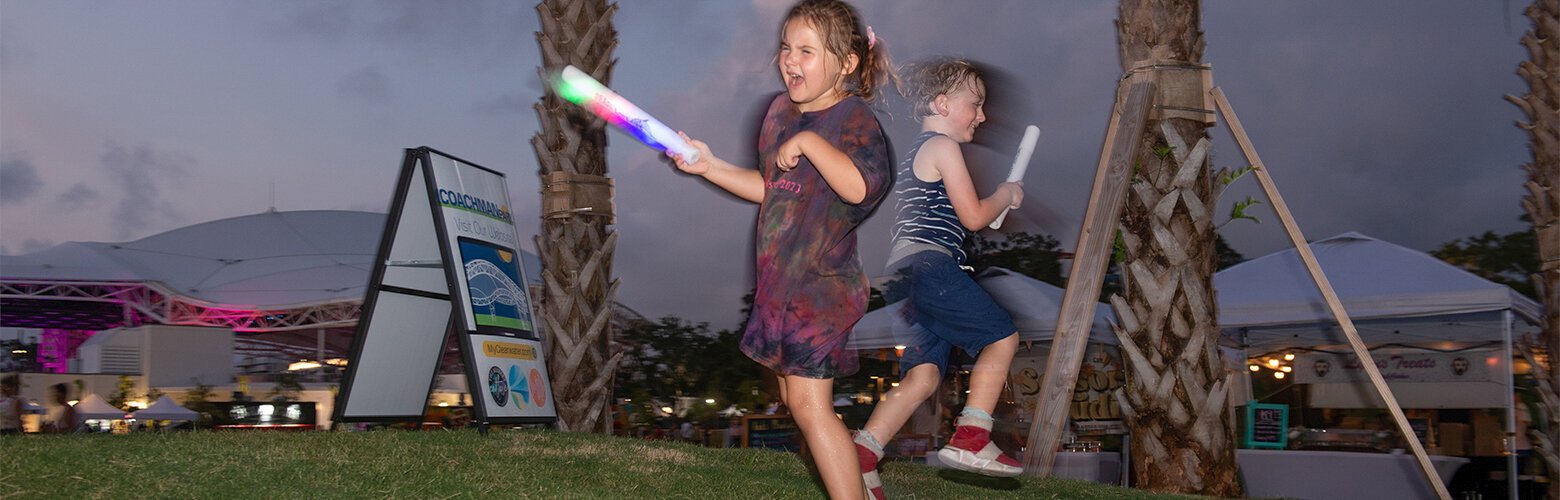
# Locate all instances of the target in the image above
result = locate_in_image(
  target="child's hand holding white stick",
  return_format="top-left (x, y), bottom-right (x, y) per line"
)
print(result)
top-left (990, 125), bottom-right (1039, 229)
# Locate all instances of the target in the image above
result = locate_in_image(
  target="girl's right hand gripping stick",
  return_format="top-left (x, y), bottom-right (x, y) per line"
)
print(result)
top-left (990, 125), bottom-right (1040, 229)
top-left (552, 65), bottom-right (701, 164)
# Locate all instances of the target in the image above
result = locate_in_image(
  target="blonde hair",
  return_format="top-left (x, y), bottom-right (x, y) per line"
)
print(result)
top-left (780, 0), bottom-right (896, 102)
top-left (899, 57), bottom-right (984, 120)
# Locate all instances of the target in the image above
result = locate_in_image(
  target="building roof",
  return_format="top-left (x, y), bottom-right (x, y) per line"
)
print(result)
top-left (0, 210), bottom-right (541, 330)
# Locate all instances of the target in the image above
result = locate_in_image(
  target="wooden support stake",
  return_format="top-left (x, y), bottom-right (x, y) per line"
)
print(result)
top-left (1212, 86), bottom-right (1451, 500)
top-left (1025, 74), bottom-right (1157, 474)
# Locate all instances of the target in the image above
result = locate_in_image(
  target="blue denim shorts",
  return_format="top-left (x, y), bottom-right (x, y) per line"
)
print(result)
top-left (883, 250), bottom-right (1017, 377)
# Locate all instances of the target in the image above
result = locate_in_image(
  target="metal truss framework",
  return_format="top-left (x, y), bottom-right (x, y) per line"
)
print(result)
top-left (5, 280), bottom-right (648, 366)
top-left (0, 279), bottom-right (361, 333)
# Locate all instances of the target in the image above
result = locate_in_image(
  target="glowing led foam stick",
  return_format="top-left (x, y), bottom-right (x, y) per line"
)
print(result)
top-left (990, 125), bottom-right (1040, 229)
top-left (553, 65), bottom-right (701, 164)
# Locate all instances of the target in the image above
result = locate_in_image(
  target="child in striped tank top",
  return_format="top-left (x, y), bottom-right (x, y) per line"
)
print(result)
top-left (852, 58), bottom-right (1026, 494)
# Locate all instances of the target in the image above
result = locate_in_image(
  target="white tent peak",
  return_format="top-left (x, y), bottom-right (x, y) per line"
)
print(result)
top-left (133, 395), bottom-right (200, 421)
top-left (73, 394), bottom-right (129, 420)
top-left (1318, 231), bottom-right (1373, 243)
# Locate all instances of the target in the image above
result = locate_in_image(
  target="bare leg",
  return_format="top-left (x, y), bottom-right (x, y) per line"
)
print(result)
top-left (861, 363), bottom-right (941, 446)
top-left (785, 374), bottom-right (864, 500)
top-left (774, 372), bottom-right (789, 408)
top-left (964, 333), bottom-right (1018, 413)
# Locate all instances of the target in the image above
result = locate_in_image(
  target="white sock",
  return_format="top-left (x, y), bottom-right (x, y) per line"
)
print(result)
top-left (854, 430), bottom-right (885, 458)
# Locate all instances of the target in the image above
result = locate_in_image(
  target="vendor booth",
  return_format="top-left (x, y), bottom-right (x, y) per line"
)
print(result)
top-left (1217, 233), bottom-right (1540, 500)
top-left (849, 267), bottom-right (1128, 483)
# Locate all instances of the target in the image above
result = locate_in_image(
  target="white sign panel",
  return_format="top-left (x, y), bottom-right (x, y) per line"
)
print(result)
top-left (427, 151), bottom-right (536, 337)
top-left (339, 148), bottom-right (553, 425)
top-left (339, 291), bottom-right (452, 419)
top-left (1294, 350), bottom-right (1498, 384)
top-left (423, 150), bottom-right (552, 423)
top-left (471, 335), bottom-right (556, 419)
top-left (338, 156), bottom-right (457, 422)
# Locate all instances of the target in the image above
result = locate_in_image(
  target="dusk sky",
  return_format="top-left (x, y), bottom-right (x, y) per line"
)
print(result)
top-left (0, 1), bottom-right (1536, 331)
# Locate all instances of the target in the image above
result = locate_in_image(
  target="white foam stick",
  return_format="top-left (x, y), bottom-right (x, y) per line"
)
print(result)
top-left (990, 125), bottom-right (1040, 229)
top-left (553, 65), bottom-right (701, 164)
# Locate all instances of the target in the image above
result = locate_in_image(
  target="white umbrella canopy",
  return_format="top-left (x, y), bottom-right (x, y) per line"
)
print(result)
top-left (132, 395), bottom-right (200, 421)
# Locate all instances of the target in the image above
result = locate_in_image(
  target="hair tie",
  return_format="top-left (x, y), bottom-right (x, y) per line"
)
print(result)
top-left (866, 26), bottom-right (876, 49)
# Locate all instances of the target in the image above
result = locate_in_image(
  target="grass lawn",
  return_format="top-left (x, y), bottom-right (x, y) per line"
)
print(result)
top-left (1, 429), bottom-right (1200, 499)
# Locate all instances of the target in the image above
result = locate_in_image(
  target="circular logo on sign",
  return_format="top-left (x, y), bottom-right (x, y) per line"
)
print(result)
top-left (1313, 359), bottom-right (1331, 378)
top-left (488, 366), bottom-right (509, 407)
top-left (530, 368), bottom-right (546, 408)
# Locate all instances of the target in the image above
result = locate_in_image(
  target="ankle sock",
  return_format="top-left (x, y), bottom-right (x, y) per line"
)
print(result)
top-left (856, 430), bottom-right (884, 456)
top-left (959, 407), bottom-right (993, 421)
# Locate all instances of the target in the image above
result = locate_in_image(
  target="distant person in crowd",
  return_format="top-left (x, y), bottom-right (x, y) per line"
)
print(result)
top-left (680, 420), bottom-right (695, 442)
top-left (46, 383), bottom-right (80, 434)
top-left (725, 418), bottom-right (743, 448)
top-left (0, 375), bottom-right (21, 435)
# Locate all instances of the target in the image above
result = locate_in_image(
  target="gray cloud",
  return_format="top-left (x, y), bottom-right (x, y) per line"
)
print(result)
top-left (56, 183), bottom-right (103, 208)
top-left (0, 19), bottom-right (36, 73)
top-left (0, 157), bottom-right (43, 205)
top-left (99, 142), bottom-right (189, 240)
top-left (263, 1), bottom-right (531, 63)
top-left (265, 2), bottom-right (354, 44)
top-left (336, 66), bottom-right (392, 104)
top-left (472, 94), bottom-right (531, 117)
top-left (1199, 0), bottom-right (1530, 255)
top-left (0, 238), bottom-right (55, 256)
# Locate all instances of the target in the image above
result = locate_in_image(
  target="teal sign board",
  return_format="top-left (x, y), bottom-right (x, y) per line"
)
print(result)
top-left (1245, 402), bottom-right (1289, 449)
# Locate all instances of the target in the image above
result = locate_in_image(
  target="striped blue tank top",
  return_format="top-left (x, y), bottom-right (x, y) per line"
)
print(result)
top-left (891, 132), bottom-right (968, 263)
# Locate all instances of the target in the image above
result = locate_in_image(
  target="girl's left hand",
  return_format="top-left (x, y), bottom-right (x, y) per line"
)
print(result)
top-left (776, 132), bottom-right (814, 172)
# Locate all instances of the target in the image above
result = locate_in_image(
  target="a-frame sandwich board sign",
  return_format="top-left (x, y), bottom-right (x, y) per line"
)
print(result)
top-left (335, 147), bottom-right (555, 429)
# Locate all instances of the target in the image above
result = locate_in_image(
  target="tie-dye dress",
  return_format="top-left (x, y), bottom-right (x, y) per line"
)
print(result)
top-left (739, 93), bottom-right (891, 379)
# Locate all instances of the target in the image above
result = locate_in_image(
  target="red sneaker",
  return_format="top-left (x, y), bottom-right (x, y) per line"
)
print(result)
top-left (853, 431), bottom-right (887, 499)
top-left (936, 416), bottom-right (1023, 477)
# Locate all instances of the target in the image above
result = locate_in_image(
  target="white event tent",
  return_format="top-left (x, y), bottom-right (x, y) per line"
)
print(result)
top-left (1215, 232), bottom-right (1539, 499)
top-left (133, 395), bottom-right (200, 422)
top-left (1218, 232), bottom-right (1538, 353)
top-left (73, 393), bottom-right (130, 420)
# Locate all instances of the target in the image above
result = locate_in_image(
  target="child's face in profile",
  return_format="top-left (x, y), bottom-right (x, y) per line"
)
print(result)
top-left (778, 18), bottom-right (855, 112)
top-left (940, 77), bottom-right (986, 143)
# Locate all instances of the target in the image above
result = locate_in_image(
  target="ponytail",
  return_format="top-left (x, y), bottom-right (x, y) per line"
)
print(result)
top-left (853, 32), bottom-right (897, 103)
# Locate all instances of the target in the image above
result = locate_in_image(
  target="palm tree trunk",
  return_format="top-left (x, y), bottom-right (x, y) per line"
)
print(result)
top-left (1112, 0), bottom-right (1241, 495)
top-left (1510, 0), bottom-right (1560, 496)
top-left (532, 0), bottom-right (623, 433)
